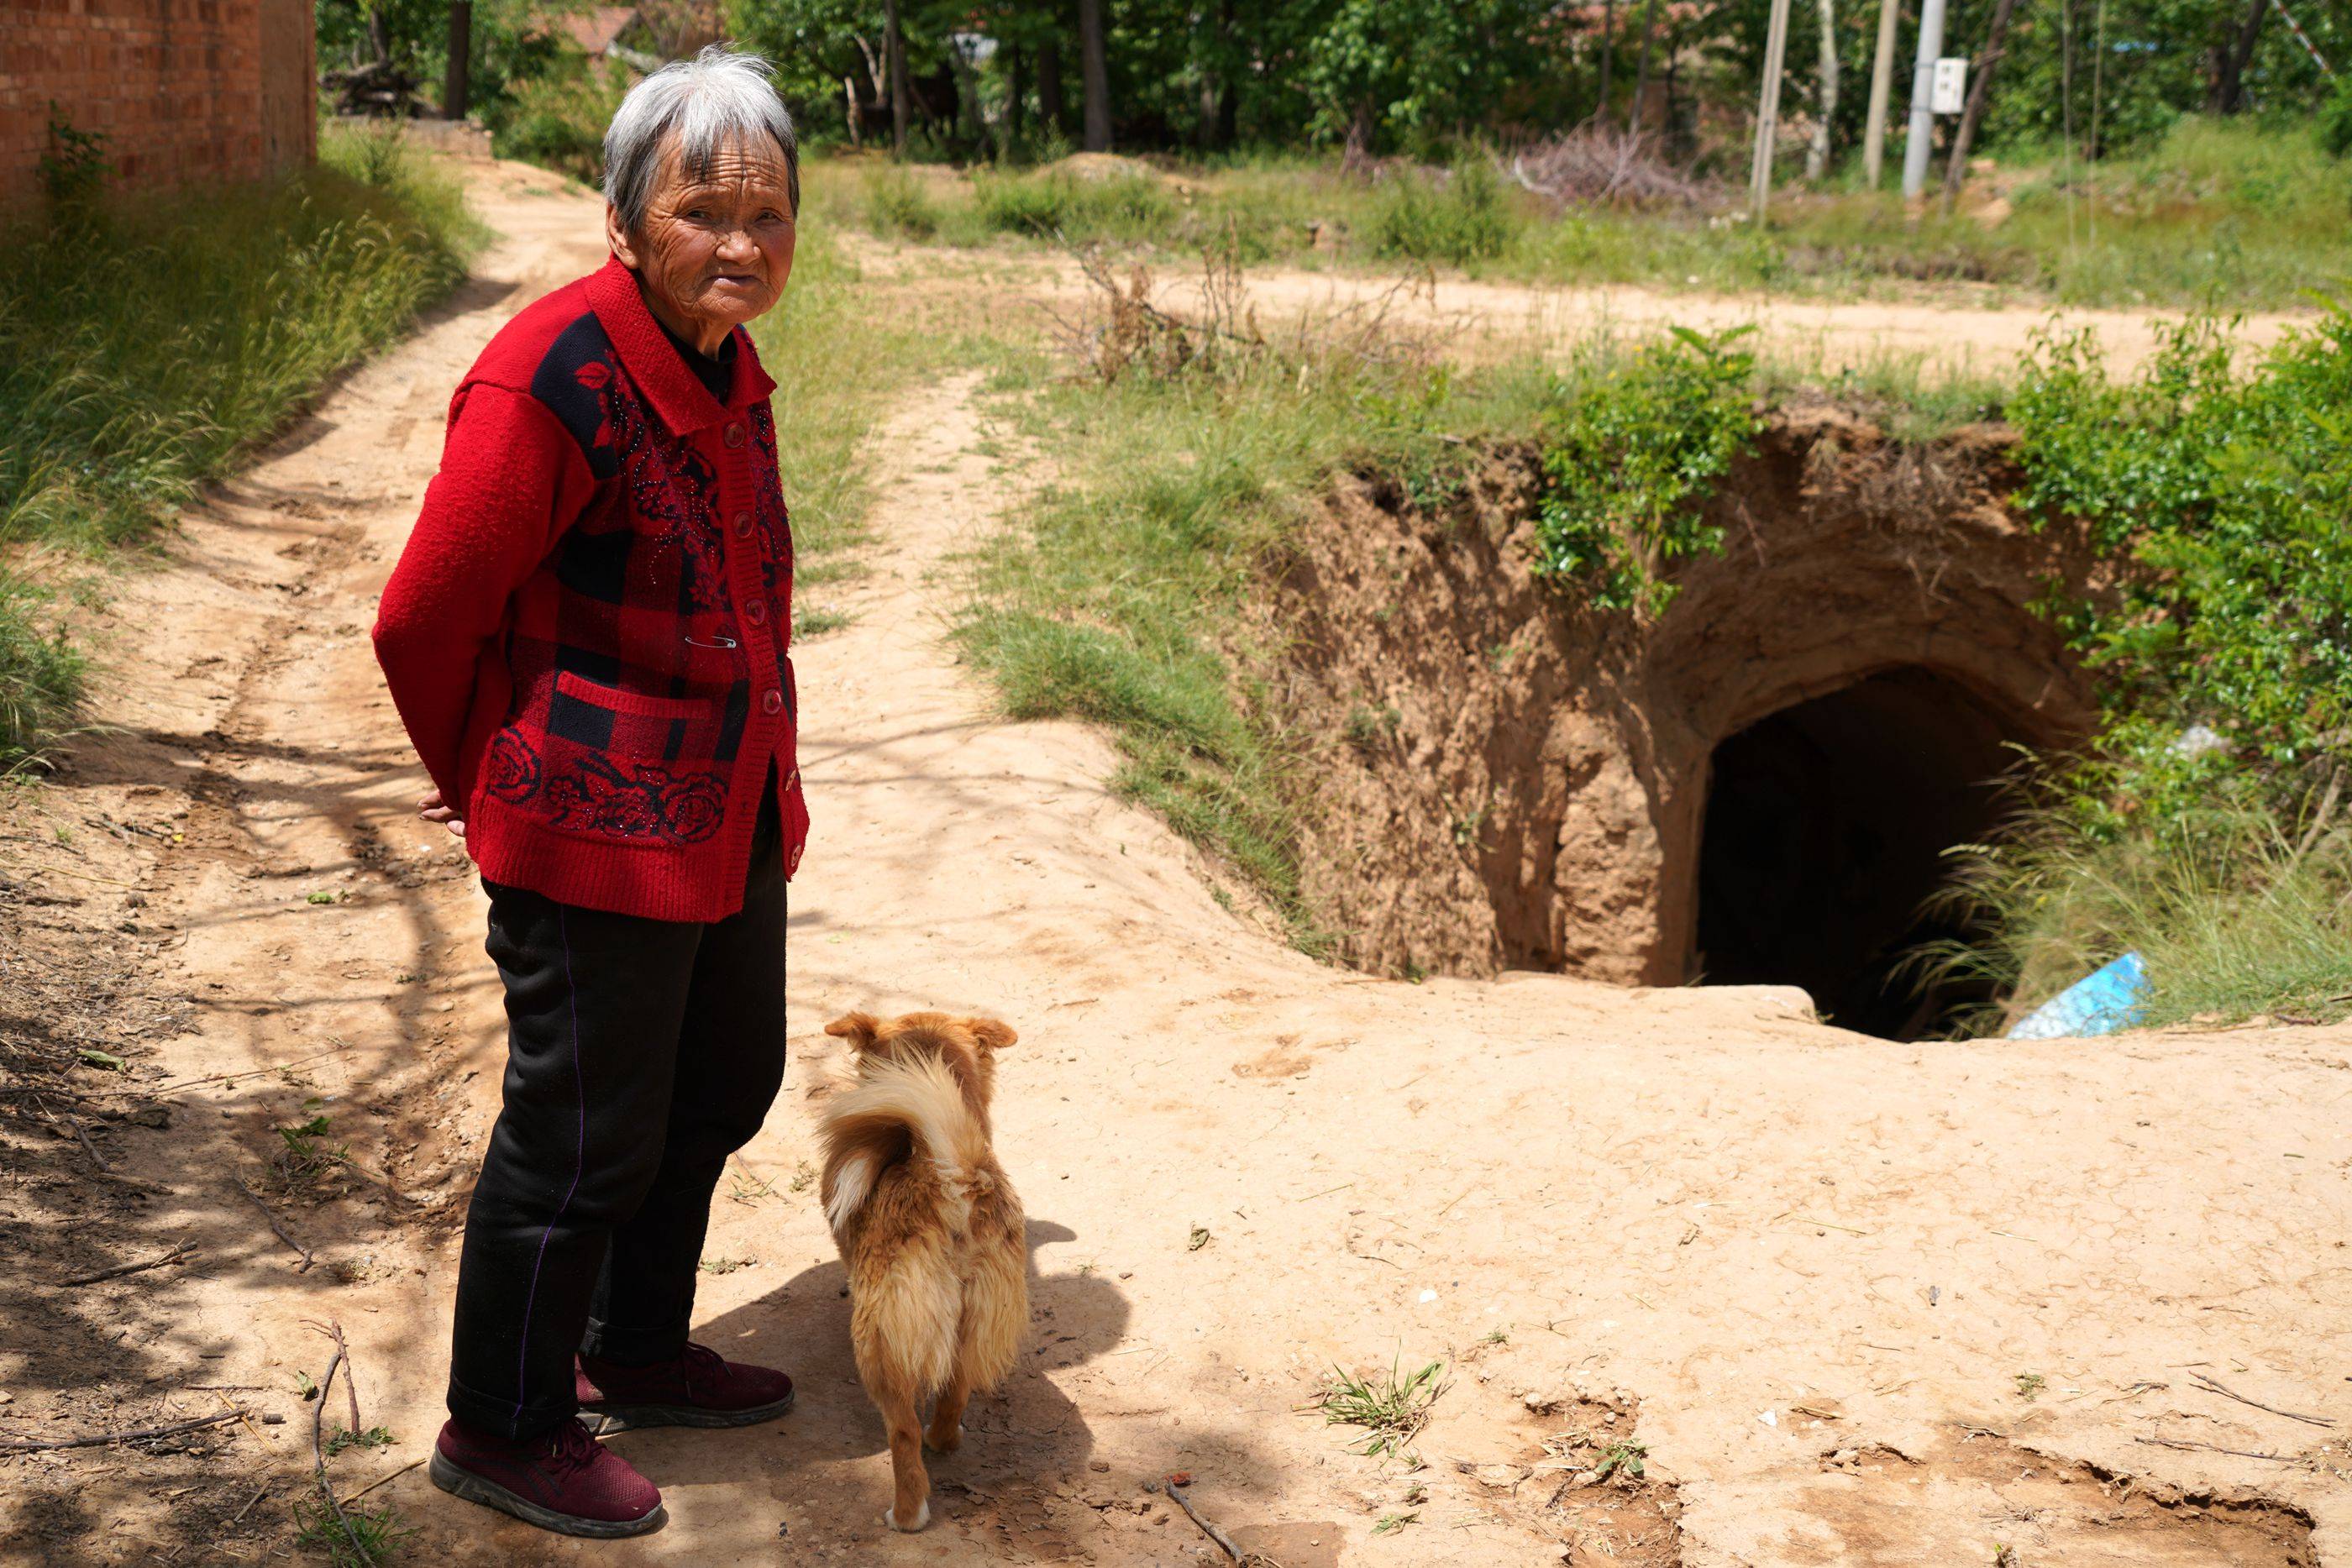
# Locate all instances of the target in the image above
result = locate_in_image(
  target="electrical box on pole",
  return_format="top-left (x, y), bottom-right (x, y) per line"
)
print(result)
top-left (1929, 56), bottom-right (1969, 113)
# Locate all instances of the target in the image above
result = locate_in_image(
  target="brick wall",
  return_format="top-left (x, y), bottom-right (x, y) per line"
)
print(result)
top-left (1, 0), bottom-right (315, 208)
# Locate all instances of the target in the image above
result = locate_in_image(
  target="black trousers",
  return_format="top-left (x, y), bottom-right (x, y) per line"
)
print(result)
top-left (446, 794), bottom-right (785, 1440)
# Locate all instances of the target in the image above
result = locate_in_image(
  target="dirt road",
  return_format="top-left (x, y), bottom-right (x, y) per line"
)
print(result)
top-left (5, 161), bottom-right (2349, 1567)
top-left (844, 232), bottom-right (2315, 378)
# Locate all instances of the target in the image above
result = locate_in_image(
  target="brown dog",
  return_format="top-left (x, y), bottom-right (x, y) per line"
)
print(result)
top-left (819, 1010), bottom-right (1026, 1532)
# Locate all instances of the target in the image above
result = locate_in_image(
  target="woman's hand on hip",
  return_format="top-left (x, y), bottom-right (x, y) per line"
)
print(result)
top-left (419, 789), bottom-right (467, 839)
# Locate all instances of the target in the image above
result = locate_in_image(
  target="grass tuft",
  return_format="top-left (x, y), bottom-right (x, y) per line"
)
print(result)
top-left (1312, 1356), bottom-right (1447, 1460)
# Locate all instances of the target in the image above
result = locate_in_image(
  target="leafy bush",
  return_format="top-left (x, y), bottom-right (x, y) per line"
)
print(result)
top-left (1366, 159), bottom-right (1521, 265)
top-left (1531, 325), bottom-right (1762, 614)
top-left (970, 169), bottom-right (1175, 239)
top-left (487, 55), bottom-right (630, 181)
top-left (863, 166), bottom-right (942, 239)
top-left (2323, 78), bottom-right (2352, 160)
top-left (1933, 302), bottom-right (2352, 1027)
top-left (0, 128), bottom-right (479, 759)
top-left (2008, 307), bottom-right (2352, 818)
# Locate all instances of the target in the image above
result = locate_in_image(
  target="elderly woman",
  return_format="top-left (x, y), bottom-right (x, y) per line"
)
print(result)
top-left (371, 47), bottom-right (808, 1539)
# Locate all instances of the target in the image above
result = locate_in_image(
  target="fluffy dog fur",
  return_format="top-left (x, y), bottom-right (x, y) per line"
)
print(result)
top-left (819, 1010), bottom-right (1026, 1532)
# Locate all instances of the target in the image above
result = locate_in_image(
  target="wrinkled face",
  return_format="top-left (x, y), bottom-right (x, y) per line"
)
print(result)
top-left (606, 130), bottom-right (796, 349)
top-left (824, 1009), bottom-right (1018, 1109)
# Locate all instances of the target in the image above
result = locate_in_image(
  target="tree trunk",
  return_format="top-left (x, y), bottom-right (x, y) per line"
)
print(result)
top-left (1039, 36), bottom-right (1066, 131)
top-left (884, 0), bottom-right (910, 156)
top-left (2209, 0), bottom-right (2269, 112)
top-left (1941, 0), bottom-right (2019, 204)
top-left (443, 0), bottom-right (472, 118)
top-left (1007, 45), bottom-right (1027, 139)
top-left (844, 76), bottom-right (863, 145)
top-left (1629, 0), bottom-right (1662, 129)
top-left (1079, 0), bottom-right (1111, 150)
top-left (1805, 0), bottom-right (1839, 179)
top-left (1595, 0), bottom-right (1617, 121)
top-left (1215, 0), bottom-right (1238, 146)
top-left (366, 5), bottom-right (391, 66)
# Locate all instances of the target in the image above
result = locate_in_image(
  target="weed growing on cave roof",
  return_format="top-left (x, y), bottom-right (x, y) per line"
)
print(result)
top-left (1532, 323), bottom-right (1762, 616)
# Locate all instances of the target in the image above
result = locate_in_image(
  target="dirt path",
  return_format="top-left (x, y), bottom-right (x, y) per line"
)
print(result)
top-left (6, 161), bottom-right (2350, 1568)
top-left (846, 232), bottom-right (2312, 378)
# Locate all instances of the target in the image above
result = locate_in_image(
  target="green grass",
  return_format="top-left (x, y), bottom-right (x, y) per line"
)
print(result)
top-left (953, 281), bottom-right (1568, 946)
top-left (1924, 805), bottom-right (2352, 1032)
top-left (1312, 1356), bottom-right (1447, 1460)
top-left (291, 1497), bottom-right (410, 1567)
top-left (750, 228), bottom-right (948, 583)
top-left (816, 118), bottom-right (2352, 310)
top-left (0, 123), bottom-right (481, 762)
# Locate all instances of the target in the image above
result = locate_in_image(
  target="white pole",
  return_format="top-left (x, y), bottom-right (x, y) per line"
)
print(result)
top-left (1750, 0), bottom-right (1794, 219)
top-left (1900, 0), bottom-right (1947, 197)
top-left (1862, 0), bottom-right (1903, 188)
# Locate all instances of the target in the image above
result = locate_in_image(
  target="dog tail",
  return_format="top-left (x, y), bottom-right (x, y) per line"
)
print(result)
top-left (819, 1052), bottom-right (992, 1238)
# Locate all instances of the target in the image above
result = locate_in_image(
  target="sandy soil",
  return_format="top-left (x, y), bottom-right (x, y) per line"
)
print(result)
top-left (3, 160), bottom-right (2349, 1568)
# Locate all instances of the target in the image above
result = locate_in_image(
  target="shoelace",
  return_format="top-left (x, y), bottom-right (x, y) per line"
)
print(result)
top-left (543, 1419), bottom-right (601, 1475)
top-left (678, 1342), bottom-right (729, 1395)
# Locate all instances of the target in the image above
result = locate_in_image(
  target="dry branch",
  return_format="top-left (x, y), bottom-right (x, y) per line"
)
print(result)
top-left (234, 1171), bottom-right (315, 1272)
top-left (2187, 1371), bottom-right (2334, 1429)
top-left (1151, 1477), bottom-right (1243, 1563)
top-left (0, 1408), bottom-right (256, 1455)
top-left (60, 1240), bottom-right (195, 1287)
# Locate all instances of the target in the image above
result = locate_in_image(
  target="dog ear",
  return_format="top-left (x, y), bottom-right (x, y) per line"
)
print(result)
top-left (824, 1011), bottom-right (883, 1051)
top-left (966, 1017), bottom-right (1018, 1051)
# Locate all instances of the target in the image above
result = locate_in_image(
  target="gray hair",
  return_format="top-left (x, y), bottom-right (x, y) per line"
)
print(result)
top-left (603, 45), bottom-right (800, 233)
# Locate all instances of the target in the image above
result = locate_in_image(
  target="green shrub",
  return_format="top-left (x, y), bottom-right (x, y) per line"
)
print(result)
top-left (488, 55), bottom-right (629, 181)
top-left (0, 133), bottom-right (479, 759)
top-left (1531, 325), bottom-right (1762, 613)
top-left (2008, 306), bottom-right (2352, 814)
top-left (1366, 159), bottom-right (1521, 265)
top-left (863, 166), bottom-right (942, 239)
top-left (1934, 302), bottom-right (2352, 1027)
top-left (2323, 78), bottom-right (2352, 159)
top-left (970, 169), bottom-right (1175, 240)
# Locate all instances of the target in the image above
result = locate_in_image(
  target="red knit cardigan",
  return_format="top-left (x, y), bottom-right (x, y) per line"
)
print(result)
top-left (373, 256), bottom-right (807, 922)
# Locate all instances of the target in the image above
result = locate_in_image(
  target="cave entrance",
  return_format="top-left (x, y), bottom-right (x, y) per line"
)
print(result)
top-left (1693, 668), bottom-right (2023, 1040)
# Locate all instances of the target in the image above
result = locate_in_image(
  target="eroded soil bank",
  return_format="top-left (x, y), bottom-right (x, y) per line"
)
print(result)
top-left (6, 165), bottom-right (2349, 1568)
top-left (1273, 406), bottom-right (2115, 1035)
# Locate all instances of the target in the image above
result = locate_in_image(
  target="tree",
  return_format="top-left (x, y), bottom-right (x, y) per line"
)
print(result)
top-left (1630, 0), bottom-right (1663, 128)
top-left (1079, 0), bottom-right (1111, 148)
top-left (2208, 0), bottom-right (2269, 111)
top-left (444, 0), bottom-right (474, 118)
top-left (1942, 0), bottom-right (2018, 201)
top-left (884, 0), bottom-right (910, 152)
top-left (1805, 0), bottom-right (1839, 177)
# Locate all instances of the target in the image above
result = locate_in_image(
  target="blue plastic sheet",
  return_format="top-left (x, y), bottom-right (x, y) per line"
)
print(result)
top-left (2006, 951), bottom-right (2149, 1040)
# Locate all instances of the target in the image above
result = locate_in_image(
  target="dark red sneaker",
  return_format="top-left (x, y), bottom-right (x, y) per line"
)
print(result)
top-left (576, 1342), bottom-right (796, 1434)
top-left (428, 1418), bottom-right (664, 1539)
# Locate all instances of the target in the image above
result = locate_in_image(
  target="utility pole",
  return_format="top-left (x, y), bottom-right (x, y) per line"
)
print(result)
top-left (1749, 0), bottom-right (1794, 219)
top-left (1862, 0), bottom-right (1902, 186)
top-left (1900, 0), bottom-right (1948, 197)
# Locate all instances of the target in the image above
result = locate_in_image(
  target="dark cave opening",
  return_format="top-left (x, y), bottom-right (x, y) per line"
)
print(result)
top-left (1693, 668), bottom-right (2023, 1040)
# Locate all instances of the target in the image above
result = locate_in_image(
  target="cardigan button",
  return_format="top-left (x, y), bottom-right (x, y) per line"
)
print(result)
top-left (745, 598), bottom-right (769, 627)
top-left (732, 511), bottom-right (753, 538)
top-left (723, 422), bottom-right (746, 448)
top-left (761, 689), bottom-right (783, 716)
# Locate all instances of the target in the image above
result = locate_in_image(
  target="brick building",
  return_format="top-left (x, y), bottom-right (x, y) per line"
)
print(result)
top-left (2, 0), bottom-right (316, 207)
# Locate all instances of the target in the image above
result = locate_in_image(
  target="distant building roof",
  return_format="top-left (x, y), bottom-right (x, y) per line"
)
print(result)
top-left (555, 5), bottom-right (646, 57)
